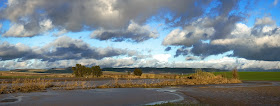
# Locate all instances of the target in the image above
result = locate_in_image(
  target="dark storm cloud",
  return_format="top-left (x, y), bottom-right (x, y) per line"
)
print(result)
top-left (0, 36), bottom-right (135, 61)
top-left (174, 46), bottom-right (189, 57)
top-left (0, 42), bottom-right (33, 60)
top-left (210, 15), bottom-right (243, 39)
top-left (191, 42), bottom-right (230, 57)
top-left (232, 46), bottom-right (280, 61)
top-left (0, 0), bottom-right (212, 41)
top-left (41, 36), bottom-right (136, 61)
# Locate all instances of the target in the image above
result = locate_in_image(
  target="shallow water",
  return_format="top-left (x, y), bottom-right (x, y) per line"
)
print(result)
top-left (1, 81), bottom-right (279, 105)
top-left (0, 88), bottom-right (183, 106)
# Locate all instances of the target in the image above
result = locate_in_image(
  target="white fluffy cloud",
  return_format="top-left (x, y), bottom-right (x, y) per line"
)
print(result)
top-left (255, 17), bottom-right (275, 26)
top-left (2, 19), bottom-right (53, 37)
top-left (163, 18), bottom-right (215, 46)
top-left (1, 54), bottom-right (280, 71)
top-left (163, 16), bottom-right (280, 61)
top-left (153, 54), bottom-right (171, 62)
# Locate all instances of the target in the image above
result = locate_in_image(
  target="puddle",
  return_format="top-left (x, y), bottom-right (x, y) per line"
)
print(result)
top-left (0, 96), bottom-right (23, 105)
top-left (1, 98), bottom-right (18, 102)
top-left (0, 88), bottom-right (181, 106)
top-left (145, 89), bottom-right (184, 105)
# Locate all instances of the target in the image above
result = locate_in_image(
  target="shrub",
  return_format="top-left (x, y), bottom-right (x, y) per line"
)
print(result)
top-left (134, 68), bottom-right (142, 76)
top-left (232, 68), bottom-right (239, 79)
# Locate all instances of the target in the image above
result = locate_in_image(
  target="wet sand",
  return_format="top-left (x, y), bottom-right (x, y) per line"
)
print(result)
top-left (178, 81), bottom-right (280, 105)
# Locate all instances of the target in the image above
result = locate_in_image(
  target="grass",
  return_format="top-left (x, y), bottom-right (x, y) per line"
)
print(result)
top-left (0, 70), bottom-right (241, 94)
top-left (0, 78), bottom-right (54, 94)
top-left (214, 72), bottom-right (280, 81)
top-left (0, 76), bottom-right (48, 79)
top-left (0, 71), bottom-right (73, 79)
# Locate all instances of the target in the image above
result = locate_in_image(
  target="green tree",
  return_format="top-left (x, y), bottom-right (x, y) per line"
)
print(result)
top-left (134, 68), bottom-right (142, 76)
top-left (73, 64), bottom-right (103, 77)
top-left (72, 64), bottom-right (84, 77)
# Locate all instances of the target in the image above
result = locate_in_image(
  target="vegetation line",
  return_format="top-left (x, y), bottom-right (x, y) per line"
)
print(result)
top-left (0, 69), bottom-right (241, 94)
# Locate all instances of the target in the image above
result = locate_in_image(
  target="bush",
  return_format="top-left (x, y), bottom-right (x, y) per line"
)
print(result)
top-left (134, 68), bottom-right (142, 76)
top-left (232, 68), bottom-right (239, 79)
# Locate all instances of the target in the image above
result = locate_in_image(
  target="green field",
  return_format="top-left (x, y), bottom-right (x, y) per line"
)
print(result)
top-left (214, 72), bottom-right (280, 81)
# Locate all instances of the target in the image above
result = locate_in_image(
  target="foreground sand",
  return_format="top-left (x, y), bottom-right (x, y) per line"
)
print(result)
top-left (179, 81), bottom-right (280, 105)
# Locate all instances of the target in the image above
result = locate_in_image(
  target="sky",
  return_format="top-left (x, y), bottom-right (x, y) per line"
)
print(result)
top-left (0, 0), bottom-right (280, 70)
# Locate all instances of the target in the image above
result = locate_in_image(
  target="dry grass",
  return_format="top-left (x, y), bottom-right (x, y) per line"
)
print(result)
top-left (100, 73), bottom-right (184, 79)
top-left (0, 71), bottom-right (182, 79)
top-left (93, 70), bottom-right (241, 89)
top-left (0, 71), bottom-right (73, 78)
top-left (0, 71), bottom-right (241, 94)
top-left (52, 81), bottom-right (96, 90)
top-left (0, 81), bottom-right (8, 94)
top-left (0, 78), bottom-right (54, 94)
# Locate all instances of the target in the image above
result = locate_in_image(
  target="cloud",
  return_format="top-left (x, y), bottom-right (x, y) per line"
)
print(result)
top-left (1, 54), bottom-right (280, 71)
top-left (185, 56), bottom-right (199, 60)
top-left (52, 29), bottom-right (67, 37)
top-left (0, 42), bottom-right (34, 60)
top-left (274, 0), bottom-right (278, 6)
top-left (210, 17), bottom-right (280, 61)
top-left (163, 16), bottom-right (242, 58)
top-left (91, 21), bottom-right (158, 42)
top-left (255, 17), bottom-right (275, 26)
top-left (163, 15), bottom-right (280, 61)
top-left (0, 36), bottom-right (136, 61)
top-left (162, 18), bottom-right (215, 46)
top-left (164, 47), bottom-right (171, 51)
top-left (153, 54), bottom-right (171, 63)
top-left (0, 0), bottom-right (213, 39)
top-left (2, 19), bottom-right (53, 37)
top-left (40, 36), bottom-right (137, 61)
top-left (174, 46), bottom-right (189, 57)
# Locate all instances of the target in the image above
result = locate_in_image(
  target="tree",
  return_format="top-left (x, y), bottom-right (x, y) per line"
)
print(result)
top-left (72, 64), bottom-right (103, 77)
top-left (92, 66), bottom-right (103, 77)
top-left (72, 64), bottom-right (84, 77)
top-left (134, 68), bottom-right (142, 76)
